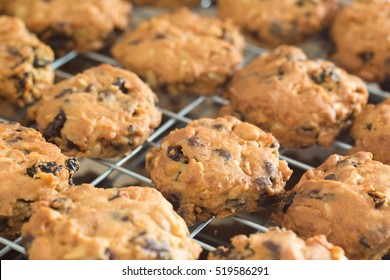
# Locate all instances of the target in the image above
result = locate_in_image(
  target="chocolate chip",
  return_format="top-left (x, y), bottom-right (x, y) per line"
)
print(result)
top-left (104, 248), bottom-right (116, 260)
top-left (7, 136), bottom-right (23, 143)
top-left (214, 149), bottom-right (233, 161)
top-left (113, 77), bottom-right (128, 94)
top-left (365, 123), bottom-right (373, 130)
top-left (167, 192), bottom-right (182, 210)
top-left (358, 52), bottom-right (374, 63)
top-left (324, 173), bottom-right (338, 181)
top-left (33, 56), bottom-right (51, 68)
top-left (154, 34), bottom-right (166, 40)
top-left (65, 158), bottom-right (79, 174)
top-left (282, 191), bottom-right (296, 213)
top-left (167, 145), bottom-right (189, 163)
top-left (43, 111), bottom-right (66, 139)
top-left (264, 161), bottom-right (277, 179)
top-left (22, 234), bottom-right (35, 248)
top-left (144, 239), bottom-right (170, 259)
top-left (367, 192), bottom-right (387, 209)
top-left (263, 240), bottom-right (281, 255)
top-left (226, 198), bottom-right (247, 211)
top-left (359, 236), bottom-right (371, 248)
top-left (108, 190), bottom-right (121, 201)
top-left (55, 88), bottom-right (73, 99)
top-left (188, 136), bottom-right (203, 147)
top-left (253, 177), bottom-right (272, 190)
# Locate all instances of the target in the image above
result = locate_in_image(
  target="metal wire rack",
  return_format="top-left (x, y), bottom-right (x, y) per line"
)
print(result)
top-left (0, 5), bottom-right (388, 260)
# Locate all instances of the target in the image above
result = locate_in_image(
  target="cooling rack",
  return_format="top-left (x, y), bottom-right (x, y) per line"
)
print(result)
top-left (0, 4), bottom-right (388, 260)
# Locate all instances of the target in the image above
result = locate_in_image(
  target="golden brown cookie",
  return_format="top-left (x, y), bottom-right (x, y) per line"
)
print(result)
top-left (0, 16), bottom-right (54, 107)
top-left (22, 184), bottom-right (202, 260)
top-left (330, 0), bottom-right (390, 83)
top-left (273, 152), bottom-right (390, 259)
top-left (112, 8), bottom-right (244, 95)
top-left (218, 0), bottom-right (339, 48)
top-left (221, 45), bottom-right (368, 148)
top-left (2, 0), bottom-right (131, 55)
top-left (350, 97), bottom-right (390, 164)
top-left (28, 64), bottom-right (162, 158)
top-left (146, 116), bottom-right (292, 226)
top-left (208, 227), bottom-right (347, 260)
top-left (0, 122), bottom-right (79, 240)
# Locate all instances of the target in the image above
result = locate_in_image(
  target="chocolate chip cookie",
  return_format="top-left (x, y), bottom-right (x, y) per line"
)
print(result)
top-left (146, 116), bottom-right (292, 226)
top-left (22, 184), bottom-right (202, 260)
top-left (330, 0), bottom-right (390, 83)
top-left (0, 16), bottom-right (54, 107)
top-left (28, 64), bottom-right (162, 158)
top-left (221, 46), bottom-right (368, 148)
top-left (112, 8), bottom-right (244, 95)
top-left (0, 122), bottom-right (79, 240)
top-left (208, 227), bottom-right (347, 260)
top-left (218, 0), bottom-right (339, 48)
top-left (350, 97), bottom-right (390, 164)
top-left (2, 0), bottom-right (132, 55)
top-left (131, 0), bottom-right (200, 7)
top-left (273, 152), bottom-right (390, 259)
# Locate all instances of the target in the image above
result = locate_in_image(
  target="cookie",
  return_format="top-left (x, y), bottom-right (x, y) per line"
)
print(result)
top-left (21, 184), bottom-right (202, 260)
top-left (131, 0), bottom-right (200, 7)
top-left (350, 97), bottom-right (390, 164)
top-left (0, 122), bottom-right (79, 240)
top-left (218, 0), bottom-right (338, 48)
top-left (146, 116), bottom-right (292, 226)
top-left (28, 64), bottom-right (162, 158)
top-left (330, 0), bottom-right (390, 83)
top-left (112, 8), bottom-right (244, 95)
top-left (0, 16), bottom-right (54, 107)
top-left (221, 46), bottom-right (368, 148)
top-left (273, 152), bottom-right (390, 259)
top-left (208, 227), bottom-right (347, 260)
top-left (2, 0), bottom-right (132, 55)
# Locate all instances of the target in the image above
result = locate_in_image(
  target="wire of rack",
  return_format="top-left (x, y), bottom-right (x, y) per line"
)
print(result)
top-left (0, 6), bottom-right (388, 260)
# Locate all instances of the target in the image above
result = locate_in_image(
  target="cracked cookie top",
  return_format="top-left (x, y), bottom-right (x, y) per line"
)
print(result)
top-left (208, 227), bottom-right (347, 260)
top-left (22, 184), bottom-right (201, 260)
top-left (146, 116), bottom-right (292, 226)
top-left (0, 16), bottom-right (54, 107)
top-left (273, 152), bottom-right (390, 259)
top-left (0, 122), bottom-right (78, 239)
top-left (28, 64), bottom-right (162, 158)
top-left (112, 8), bottom-right (244, 95)
top-left (221, 45), bottom-right (368, 148)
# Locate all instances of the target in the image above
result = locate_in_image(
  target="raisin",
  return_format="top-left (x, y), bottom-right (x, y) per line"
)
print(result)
top-left (129, 38), bottom-right (142, 45)
top-left (367, 192), bottom-right (387, 209)
top-left (144, 239), bottom-right (170, 259)
top-left (39, 161), bottom-right (62, 174)
top-left (128, 124), bottom-right (136, 134)
top-left (167, 192), bottom-right (182, 210)
top-left (112, 212), bottom-right (130, 222)
top-left (212, 124), bottom-right (224, 130)
top-left (7, 47), bottom-right (21, 56)
top-left (358, 52), bottom-right (374, 63)
top-left (85, 84), bottom-right (95, 93)
top-left (7, 136), bottom-right (23, 143)
top-left (15, 72), bottom-right (30, 94)
top-left (365, 123), bottom-right (373, 130)
top-left (253, 177), bottom-right (273, 191)
top-left (33, 56), bottom-right (51, 68)
top-left (269, 21), bottom-right (283, 38)
top-left (226, 198), bottom-right (247, 211)
top-left (154, 34), bottom-right (166, 40)
top-left (66, 140), bottom-right (81, 151)
top-left (336, 159), bottom-right (358, 168)
top-left (263, 240), bottom-right (281, 255)
top-left (108, 190), bottom-right (121, 201)
top-left (359, 236), bottom-right (371, 248)
top-left (188, 136), bottom-right (202, 147)
top-left (214, 149), bottom-right (233, 161)
top-left (104, 248), bottom-right (116, 260)
top-left (307, 189), bottom-right (334, 200)
top-left (257, 195), bottom-right (281, 207)
top-left (264, 161), bottom-right (277, 179)
top-left (282, 191), bottom-right (296, 213)
top-left (65, 158), bottom-right (79, 173)
top-left (55, 88), bottom-right (73, 99)
top-left (113, 77), bottom-right (128, 94)
top-left (299, 126), bottom-right (315, 132)
top-left (43, 111), bottom-right (66, 139)
top-left (50, 197), bottom-right (72, 212)
top-left (324, 173), bottom-right (338, 181)
top-left (167, 145), bottom-right (189, 163)
top-left (26, 165), bottom-right (37, 178)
